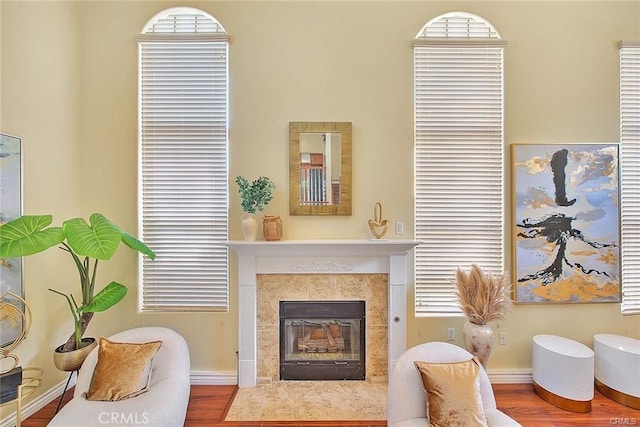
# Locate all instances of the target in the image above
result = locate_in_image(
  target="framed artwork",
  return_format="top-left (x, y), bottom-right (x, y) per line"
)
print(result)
top-left (512, 143), bottom-right (620, 304)
top-left (1, 133), bottom-right (23, 346)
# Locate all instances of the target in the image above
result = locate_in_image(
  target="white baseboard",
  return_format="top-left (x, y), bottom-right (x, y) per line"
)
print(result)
top-left (190, 370), bottom-right (237, 385)
top-left (487, 368), bottom-right (533, 384)
top-left (0, 368), bottom-right (529, 426)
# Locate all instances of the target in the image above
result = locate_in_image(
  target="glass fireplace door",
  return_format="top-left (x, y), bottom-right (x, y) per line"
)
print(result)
top-left (279, 301), bottom-right (365, 381)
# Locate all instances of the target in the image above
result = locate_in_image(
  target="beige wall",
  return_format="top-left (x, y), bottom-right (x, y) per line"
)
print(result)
top-left (2, 0), bottom-right (639, 415)
top-left (1, 0), bottom-right (84, 418)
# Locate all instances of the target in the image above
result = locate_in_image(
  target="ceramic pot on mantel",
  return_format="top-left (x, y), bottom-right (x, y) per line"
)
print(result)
top-left (53, 337), bottom-right (97, 372)
top-left (263, 215), bottom-right (283, 241)
top-left (463, 321), bottom-right (494, 368)
top-left (241, 213), bottom-right (259, 241)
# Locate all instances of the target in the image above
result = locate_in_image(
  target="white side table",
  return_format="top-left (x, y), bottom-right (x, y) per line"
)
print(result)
top-left (532, 334), bottom-right (593, 412)
top-left (594, 334), bottom-right (640, 409)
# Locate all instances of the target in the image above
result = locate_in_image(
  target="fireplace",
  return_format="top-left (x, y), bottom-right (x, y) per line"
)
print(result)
top-left (280, 301), bottom-right (366, 381)
top-left (225, 239), bottom-right (420, 387)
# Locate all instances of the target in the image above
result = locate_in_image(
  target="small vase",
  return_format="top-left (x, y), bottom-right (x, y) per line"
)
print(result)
top-left (263, 215), bottom-right (283, 241)
top-left (463, 321), bottom-right (494, 367)
top-left (241, 213), bottom-right (259, 241)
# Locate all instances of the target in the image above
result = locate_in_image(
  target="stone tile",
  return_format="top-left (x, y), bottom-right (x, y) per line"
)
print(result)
top-left (336, 275), bottom-right (374, 300)
top-left (257, 329), bottom-right (279, 380)
top-left (366, 326), bottom-right (388, 379)
top-left (260, 382), bottom-right (328, 420)
top-left (225, 381), bottom-right (387, 421)
top-left (365, 278), bottom-right (388, 327)
top-left (257, 273), bottom-right (389, 382)
top-left (321, 381), bottom-right (387, 419)
top-left (224, 384), bottom-right (268, 421)
top-left (308, 275), bottom-right (339, 299)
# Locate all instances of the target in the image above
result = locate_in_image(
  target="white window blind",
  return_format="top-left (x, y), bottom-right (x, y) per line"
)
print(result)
top-left (137, 8), bottom-right (229, 311)
top-left (414, 13), bottom-right (506, 316)
top-left (620, 41), bottom-right (640, 315)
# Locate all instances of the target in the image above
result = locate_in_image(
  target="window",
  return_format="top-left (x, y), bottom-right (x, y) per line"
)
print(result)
top-left (137, 8), bottom-right (229, 311)
top-left (414, 13), bottom-right (506, 316)
top-left (620, 41), bottom-right (640, 315)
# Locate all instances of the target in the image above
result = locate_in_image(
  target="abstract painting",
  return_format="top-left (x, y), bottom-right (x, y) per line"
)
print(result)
top-left (512, 143), bottom-right (619, 303)
top-left (0, 133), bottom-right (23, 346)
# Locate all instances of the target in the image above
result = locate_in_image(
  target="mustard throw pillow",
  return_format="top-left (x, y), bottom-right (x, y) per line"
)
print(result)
top-left (414, 358), bottom-right (488, 427)
top-left (85, 337), bottom-right (162, 401)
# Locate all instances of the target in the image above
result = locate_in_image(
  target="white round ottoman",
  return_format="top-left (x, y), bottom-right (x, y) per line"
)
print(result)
top-left (532, 334), bottom-right (594, 412)
top-left (594, 334), bottom-right (640, 409)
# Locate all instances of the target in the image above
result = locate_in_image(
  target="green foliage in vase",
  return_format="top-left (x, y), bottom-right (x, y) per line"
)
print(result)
top-left (0, 213), bottom-right (155, 351)
top-left (235, 176), bottom-right (275, 214)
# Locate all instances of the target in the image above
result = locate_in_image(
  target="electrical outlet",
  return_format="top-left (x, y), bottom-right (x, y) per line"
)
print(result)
top-left (447, 327), bottom-right (456, 341)
top-left (395, 222), bottom-right (405, 235)
top-left (499, 332), bottom-right (508, 345)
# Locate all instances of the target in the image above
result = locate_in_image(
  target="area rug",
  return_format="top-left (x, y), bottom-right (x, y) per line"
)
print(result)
top-left (224, 380), bottom-right (387, 421)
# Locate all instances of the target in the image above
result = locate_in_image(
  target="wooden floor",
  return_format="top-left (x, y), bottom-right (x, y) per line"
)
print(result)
top-left (21, 383), bottom-right (640, 426)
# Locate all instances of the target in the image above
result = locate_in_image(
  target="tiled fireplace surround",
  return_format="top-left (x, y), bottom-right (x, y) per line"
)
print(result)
top-left (226, 240), bottom-right (419, 387)
top-left (259, 274), bottom-right (384, 382)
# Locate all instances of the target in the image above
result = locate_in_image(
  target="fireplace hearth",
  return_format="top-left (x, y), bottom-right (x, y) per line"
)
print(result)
top-left (280, 301), bottom-right (365, 381)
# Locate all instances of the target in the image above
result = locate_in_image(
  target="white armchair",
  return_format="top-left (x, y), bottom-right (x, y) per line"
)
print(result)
top-left (48, 327), bottom-right (190, 427)
top-left (387, 341), bottom-right (520, 427)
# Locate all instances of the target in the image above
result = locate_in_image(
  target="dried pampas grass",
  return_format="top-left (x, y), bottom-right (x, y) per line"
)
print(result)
top-left (453, 264), bottom-right (513, 325)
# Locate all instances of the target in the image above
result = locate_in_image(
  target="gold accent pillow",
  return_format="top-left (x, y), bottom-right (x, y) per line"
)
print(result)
top-left (85, 337), bottom-right (162, 401)
top-left (414, 358), bottom-right (488, 427)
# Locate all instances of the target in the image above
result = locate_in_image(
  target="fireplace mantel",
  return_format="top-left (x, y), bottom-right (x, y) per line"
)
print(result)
top-left (226, 239), bottom-right (420, 257)
top-left (225, 239), bottom-right (420, 387)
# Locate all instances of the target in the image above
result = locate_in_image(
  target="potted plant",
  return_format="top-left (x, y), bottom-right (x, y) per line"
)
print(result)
top-left (0, 213), bottom-right (155, 370)
top-left (235, 176), bottom-right (275, 241)
top-left (453, 264), bottom-right (512, 367)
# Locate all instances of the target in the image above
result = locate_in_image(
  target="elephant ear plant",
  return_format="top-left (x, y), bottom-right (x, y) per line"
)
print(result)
top-left (0, 213), bottom-right (155, 352)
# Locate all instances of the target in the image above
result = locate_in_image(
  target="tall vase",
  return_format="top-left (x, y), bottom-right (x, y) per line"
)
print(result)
top-left (241, 213), bottom-right (258, 241)
top-left (463, 321), bottom-right (494, 367)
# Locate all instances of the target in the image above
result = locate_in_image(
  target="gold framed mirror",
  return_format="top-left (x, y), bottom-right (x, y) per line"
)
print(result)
top-left (289, 122), bottom-right (352, 215)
